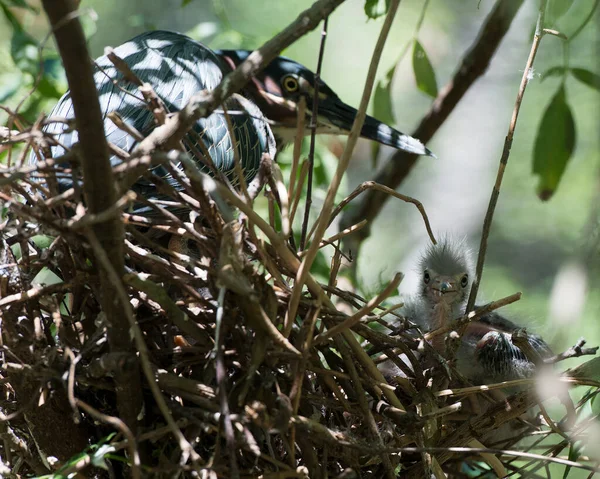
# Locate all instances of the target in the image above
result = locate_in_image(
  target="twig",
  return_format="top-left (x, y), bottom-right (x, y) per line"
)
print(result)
top-left (75, 399), bottom-right (141, 479)
top-left (214, 287), bottom-right (240, 479)
top-left (289, 160), bottom-right (309, 226)
top-left (129, 0), bottom-right (347, 159)
top-left (311, 180), bottom-right (436, 245)
top-left (466, 0), bottom-right (550, 312)
top-left (288, 97), bottom-right (306, 206)
top-left (300, 16), bottom-right (329, 250)
top-left (285, 0), bottom-right (401, 335)
top-left (424, 291), bottom-right (521, 340)
top-left (544, 338), bottom-right (599, 364)
top-left (298, 220), bottom-right (367, 257)
top-left (339, 0), bottom-right (527, 250)
top-left (313, 272), bottom-right (403, 346)
top-left (83, 229), bottom-right (202, 466)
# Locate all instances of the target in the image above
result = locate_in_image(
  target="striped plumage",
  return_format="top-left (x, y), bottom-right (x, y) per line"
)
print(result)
top-left (32, 30), bottom-right (436, 217)
top-left (32, 30), bottom-right (274, 213)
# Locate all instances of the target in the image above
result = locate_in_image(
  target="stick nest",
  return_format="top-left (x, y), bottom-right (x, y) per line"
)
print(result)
top-left (0, 126), bottom-right (597, 478)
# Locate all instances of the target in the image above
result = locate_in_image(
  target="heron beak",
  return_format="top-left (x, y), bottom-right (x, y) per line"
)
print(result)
top-left (316, 96), bottom-right (436, 158)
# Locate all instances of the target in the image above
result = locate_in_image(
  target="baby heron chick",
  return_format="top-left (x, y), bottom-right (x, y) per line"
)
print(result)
top-left (412, 239), bottom-right (473, 351)
top-left (389, 238), bottom-right (552, 384)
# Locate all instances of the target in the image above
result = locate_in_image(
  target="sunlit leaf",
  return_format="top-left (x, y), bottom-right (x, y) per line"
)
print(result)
top-left (187, 22), bottom-right (220, 41)
top-left (570, 68), bottom-right (600, 92)
top-left (80, 10), bottom-right (98, 39)
top-left (364, 0), bottom-right (390, 19)
top-left (546, 0), bottom-right (575, 26)
top-left (533, 85), bottom-right (576, 200)
top-left (211, 29), bottom-right (246, 49)
top-left (31, 235), bottom-right (54, 249)
top-left (412, 40), bottom-right (437, 98)
top-left (541, 65), bottom-right (567, 81)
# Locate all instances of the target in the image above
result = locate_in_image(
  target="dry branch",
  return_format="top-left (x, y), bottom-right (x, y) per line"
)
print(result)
top-left (340, 0), bottom-right (527, 251)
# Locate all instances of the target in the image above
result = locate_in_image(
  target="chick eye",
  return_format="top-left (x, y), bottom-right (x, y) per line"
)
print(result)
top-left (423, 271), bottom-right (430, 284)
top-left (460, 274), bottom-right (469, 288)
top-left (282, 74), bottom-right (299, 92)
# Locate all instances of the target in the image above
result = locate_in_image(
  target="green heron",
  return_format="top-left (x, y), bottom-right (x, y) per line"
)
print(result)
top-left (380, 238), bottom-right (552, 384)
top-left (31, 30), bottom-right (434, 213)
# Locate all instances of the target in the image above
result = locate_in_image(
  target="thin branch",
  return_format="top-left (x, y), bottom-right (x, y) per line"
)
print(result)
top-left (83, 230), bottom-right (202, 467)
top-left (424, 291), bottom-right (521, 341)
top-left (75, 399), bottom-right (141, 479)
top-left (300, 16), bottom-right (329, 250)
top-left (340, 0), bottom-right (527, 250)
top-left (312, 180), bottom-right (436, 245)
top-left (130, 0), bottom-right (347, 158)
top-left (312, 272), bottom-right (403, 346)
top-left (285, 0), bottom-right (401, 336)
top-left (466, 0), bottom-right (549, 312)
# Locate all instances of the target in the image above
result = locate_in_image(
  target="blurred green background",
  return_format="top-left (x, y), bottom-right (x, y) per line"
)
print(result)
top-left (1, 0), bottom-right (599, 473)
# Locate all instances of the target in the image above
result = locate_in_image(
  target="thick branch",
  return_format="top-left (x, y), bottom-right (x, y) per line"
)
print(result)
top-left (340, 0), bottom-right (526, 248)
top-left (41, 0), bottom-right (142, 434)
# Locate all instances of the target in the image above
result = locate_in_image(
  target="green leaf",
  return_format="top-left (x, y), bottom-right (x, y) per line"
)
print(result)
top-left (364, 0), bottom-right (390, 19)
top-left (31, 235), bottom-right (54, 249)
top-left (186, 22), bottom-right (220, 41)
top-left (17, 94), bottom-right (43, 123)
top-left (0, 1), bottom-right (23, 31)
top-left (572, 357), bottom-right (600, 382)
top-left (4, 0), bottom-right (36, 12)
top-left (181, 0), bottom-right (193, 5)
top-left (37, 75), bottom-right (63, 99)
top-left (570, 68), bottom-right (600, 92)
top-left (546, 0), bottom-right (575, 26)
top-left (412, 40), bottom-right (437, 98)
top-left (80, 11), bottom-right (98, 40)
top-left (372, 79), bottom-right (395, 129)
top-left (10, 28), bottom-right (39, 75)
top-left (541, 66), bottom-right (567, 81)
top-left (563, 441), bottom-right (583, 479)
top-left (533, 85), bottom-right (576, 200)
top-left (370, 65), bottom-right (396, 167)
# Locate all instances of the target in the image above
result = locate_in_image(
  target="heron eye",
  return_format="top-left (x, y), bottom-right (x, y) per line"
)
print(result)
top-left (282, 75), bottom-right (299, 92)
top-left (461, 274), bottom-right (469, 288)
top-left (423, 271), bottom-right (430, 284)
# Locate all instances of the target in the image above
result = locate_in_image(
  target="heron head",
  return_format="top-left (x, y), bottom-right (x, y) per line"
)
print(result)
top-left (217, 49), bottom-right (435, 157)
top-left (418, 238), bottom-right (473, 308)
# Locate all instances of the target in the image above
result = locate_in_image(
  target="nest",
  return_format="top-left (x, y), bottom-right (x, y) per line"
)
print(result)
top-left (1, 66), bottom-right (599, 477)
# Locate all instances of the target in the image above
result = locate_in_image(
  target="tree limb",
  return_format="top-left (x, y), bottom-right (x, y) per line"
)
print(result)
top-left (340, 0), bottom-right (526, 251)
top-left (41, 0), bottom-right (142, 436)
